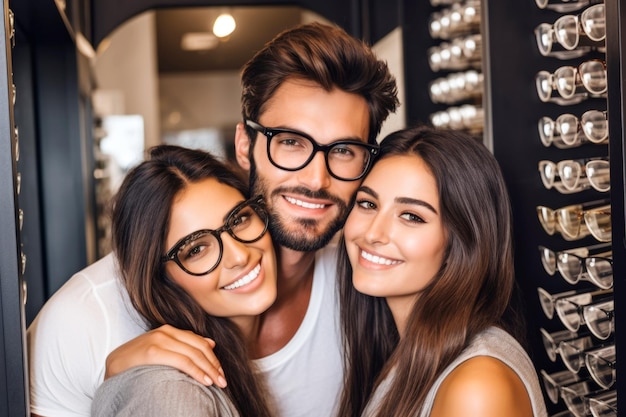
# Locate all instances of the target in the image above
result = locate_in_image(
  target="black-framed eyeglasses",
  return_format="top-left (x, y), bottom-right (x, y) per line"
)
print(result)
top-left (161, 196), bottom-right (269, 276)
top-left (245, 119), bottom-right (379, 181)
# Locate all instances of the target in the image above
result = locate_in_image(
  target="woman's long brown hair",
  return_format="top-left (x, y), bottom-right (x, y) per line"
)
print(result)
top-left (337, 126), bottom-right (525, 417)
top-left (111, 145), bottom-right (272, 417)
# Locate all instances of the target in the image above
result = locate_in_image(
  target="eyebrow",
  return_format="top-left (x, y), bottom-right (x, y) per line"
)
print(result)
top-left (221, 199), bottom-right (246, 223)
top-left (358, 186), bottom-right (439, 214)
top-left (274, 125), bottom-right (364, 143)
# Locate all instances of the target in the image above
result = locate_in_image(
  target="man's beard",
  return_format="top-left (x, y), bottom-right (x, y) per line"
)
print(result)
top-left (249, 158), bottom-right (352, 252)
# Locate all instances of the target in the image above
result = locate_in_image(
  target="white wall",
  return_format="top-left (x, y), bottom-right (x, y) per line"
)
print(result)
top-left (93, 12), bottom-right (160, 149)
top-left (373, 26), bottom-right (406, 141)
top-left (159, 71), bottom-right (241, 133)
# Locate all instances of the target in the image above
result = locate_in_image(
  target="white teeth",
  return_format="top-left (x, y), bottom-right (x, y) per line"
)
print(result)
top-left (223, 264), bottom-right (261, 290)
top-left (285, 196), bottom-right (326, 209)
top-left (361, 250), bottom-right (401, 265)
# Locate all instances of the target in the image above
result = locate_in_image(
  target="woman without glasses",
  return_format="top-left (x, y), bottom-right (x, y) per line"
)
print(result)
top-left (337, 126), bottom-right (548, 417)
top-left (91, 145), bottom-right (276, 417)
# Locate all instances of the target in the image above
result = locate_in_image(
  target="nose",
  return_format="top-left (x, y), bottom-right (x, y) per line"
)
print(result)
top-left (220, 233), bottom-right (251, 269)
top-left (363, 212), bottom-right (390, 245)
top-left (296, 151), bottom-right (332, 190)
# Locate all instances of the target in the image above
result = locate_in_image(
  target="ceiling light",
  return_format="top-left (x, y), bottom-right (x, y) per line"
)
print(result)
top-left (213, 13), bottom-right (236, 38)
top-left (181, 32), bottom-right (219, 51)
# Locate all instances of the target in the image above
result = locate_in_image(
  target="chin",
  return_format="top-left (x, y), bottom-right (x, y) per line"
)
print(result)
top-left (352, 275), bottom-right (382, 298)
top-left (253, 290), bottom-right (278, 312)
top-left (248, 301), bottom-right (275, 315)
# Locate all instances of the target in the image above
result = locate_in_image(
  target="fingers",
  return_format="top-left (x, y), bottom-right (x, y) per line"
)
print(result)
top-left (105, 325), bottom-right (227, 387)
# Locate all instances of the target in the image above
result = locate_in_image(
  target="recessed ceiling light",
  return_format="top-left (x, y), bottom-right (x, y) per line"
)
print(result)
top-left (181, 32), bottom-right (219, 51)
top-left (213, 13), bottom-right (236, 38)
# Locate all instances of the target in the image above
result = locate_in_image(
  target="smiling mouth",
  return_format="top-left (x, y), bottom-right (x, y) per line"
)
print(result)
top-left (222, 264), bottom-right (261, 290)
top-left (284, 196), bottom-right (327, 209)
top-left (360, 249), bottom-right (402, 266)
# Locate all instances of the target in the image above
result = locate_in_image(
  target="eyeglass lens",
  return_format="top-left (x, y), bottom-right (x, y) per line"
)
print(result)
top-left (560, 335), bottom-right (595, 373)
top-left (584, 207), bottom-right (612, 242)
top-left (540, 327), bottom-right (580, 362)
top-left (581, 110), bottom-right (608, 142)
top-left (585, 344), bottom-right (616, 389)
top-left (537, 287), bottom-right (579, 319)
top-left (562, 381), bottom-right (605, 416)
top-left (589, 390), bottom-right (617, 417)
top-left (583, 300), bottom-right (614, 340)
top-left (540, 368), bottom-right (581, 404)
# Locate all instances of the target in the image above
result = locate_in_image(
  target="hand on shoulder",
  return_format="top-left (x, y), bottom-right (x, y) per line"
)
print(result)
top-left (429, 356), bottom-right (533, 417)
top-left (105, 324), bottom-right (227, 388)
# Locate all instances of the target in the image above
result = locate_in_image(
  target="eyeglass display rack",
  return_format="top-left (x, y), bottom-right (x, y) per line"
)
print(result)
top-left (404, 0), bottom-right (623, 414)
top-left (424, 0), bottom-right (484, 137)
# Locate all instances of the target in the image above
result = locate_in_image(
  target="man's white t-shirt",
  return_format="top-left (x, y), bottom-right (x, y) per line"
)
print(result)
top-left (27, 244), bottom-right (343, 417)
top-left (256, 243), bottom-right (342, 417)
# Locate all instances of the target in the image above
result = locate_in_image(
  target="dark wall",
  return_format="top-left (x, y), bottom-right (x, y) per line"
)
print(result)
top-left (12, 0), bottom-right (92, 314)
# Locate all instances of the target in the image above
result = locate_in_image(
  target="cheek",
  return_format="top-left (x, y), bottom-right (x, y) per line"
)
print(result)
top-left (168, 268), bottom-right (219, 305)
top-left (343, 213), bottom-right (368, 266)
top-left (258, 234), bottom-right (277, 266)
top-left (257, 232), bottom-right (273, 249)
top-left (336, 181), bottom-right (359, 204)
top-left (343, 210), bottom-right (364, 241)
top-left (404, 233), bottom-right (446, 272)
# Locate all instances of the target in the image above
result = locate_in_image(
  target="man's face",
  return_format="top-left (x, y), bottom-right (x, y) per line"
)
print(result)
top-left (235, 78), bottom-right (370, 252)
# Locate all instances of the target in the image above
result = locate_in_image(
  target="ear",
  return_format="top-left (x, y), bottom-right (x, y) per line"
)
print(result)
top-left (234, 122), bottom-right (252, 171)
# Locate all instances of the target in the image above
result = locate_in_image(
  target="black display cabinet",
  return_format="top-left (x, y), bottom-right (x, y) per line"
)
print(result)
top-left (0, 2), bottom-right (28, 416)
top-left (402, 0), bottom-right (624, 414)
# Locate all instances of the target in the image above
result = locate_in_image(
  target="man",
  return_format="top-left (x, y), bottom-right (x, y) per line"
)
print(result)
top-left (28, 22), bottom-right (398, 417)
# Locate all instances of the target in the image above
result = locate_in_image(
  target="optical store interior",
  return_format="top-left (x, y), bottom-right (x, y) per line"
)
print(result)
top-left (0, 0), bottom-right (624, 416)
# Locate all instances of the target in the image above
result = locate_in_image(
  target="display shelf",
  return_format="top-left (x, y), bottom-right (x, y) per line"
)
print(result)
top-left (403, 0), bottom-right (623, 413)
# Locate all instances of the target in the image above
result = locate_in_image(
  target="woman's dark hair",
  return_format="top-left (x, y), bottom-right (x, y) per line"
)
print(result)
top-left (337, 126), bottom-right (524, 417)
top-left (241, 21), bottom-right (399, 144)
top-left (110, 145), bottom-right (272, 417)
